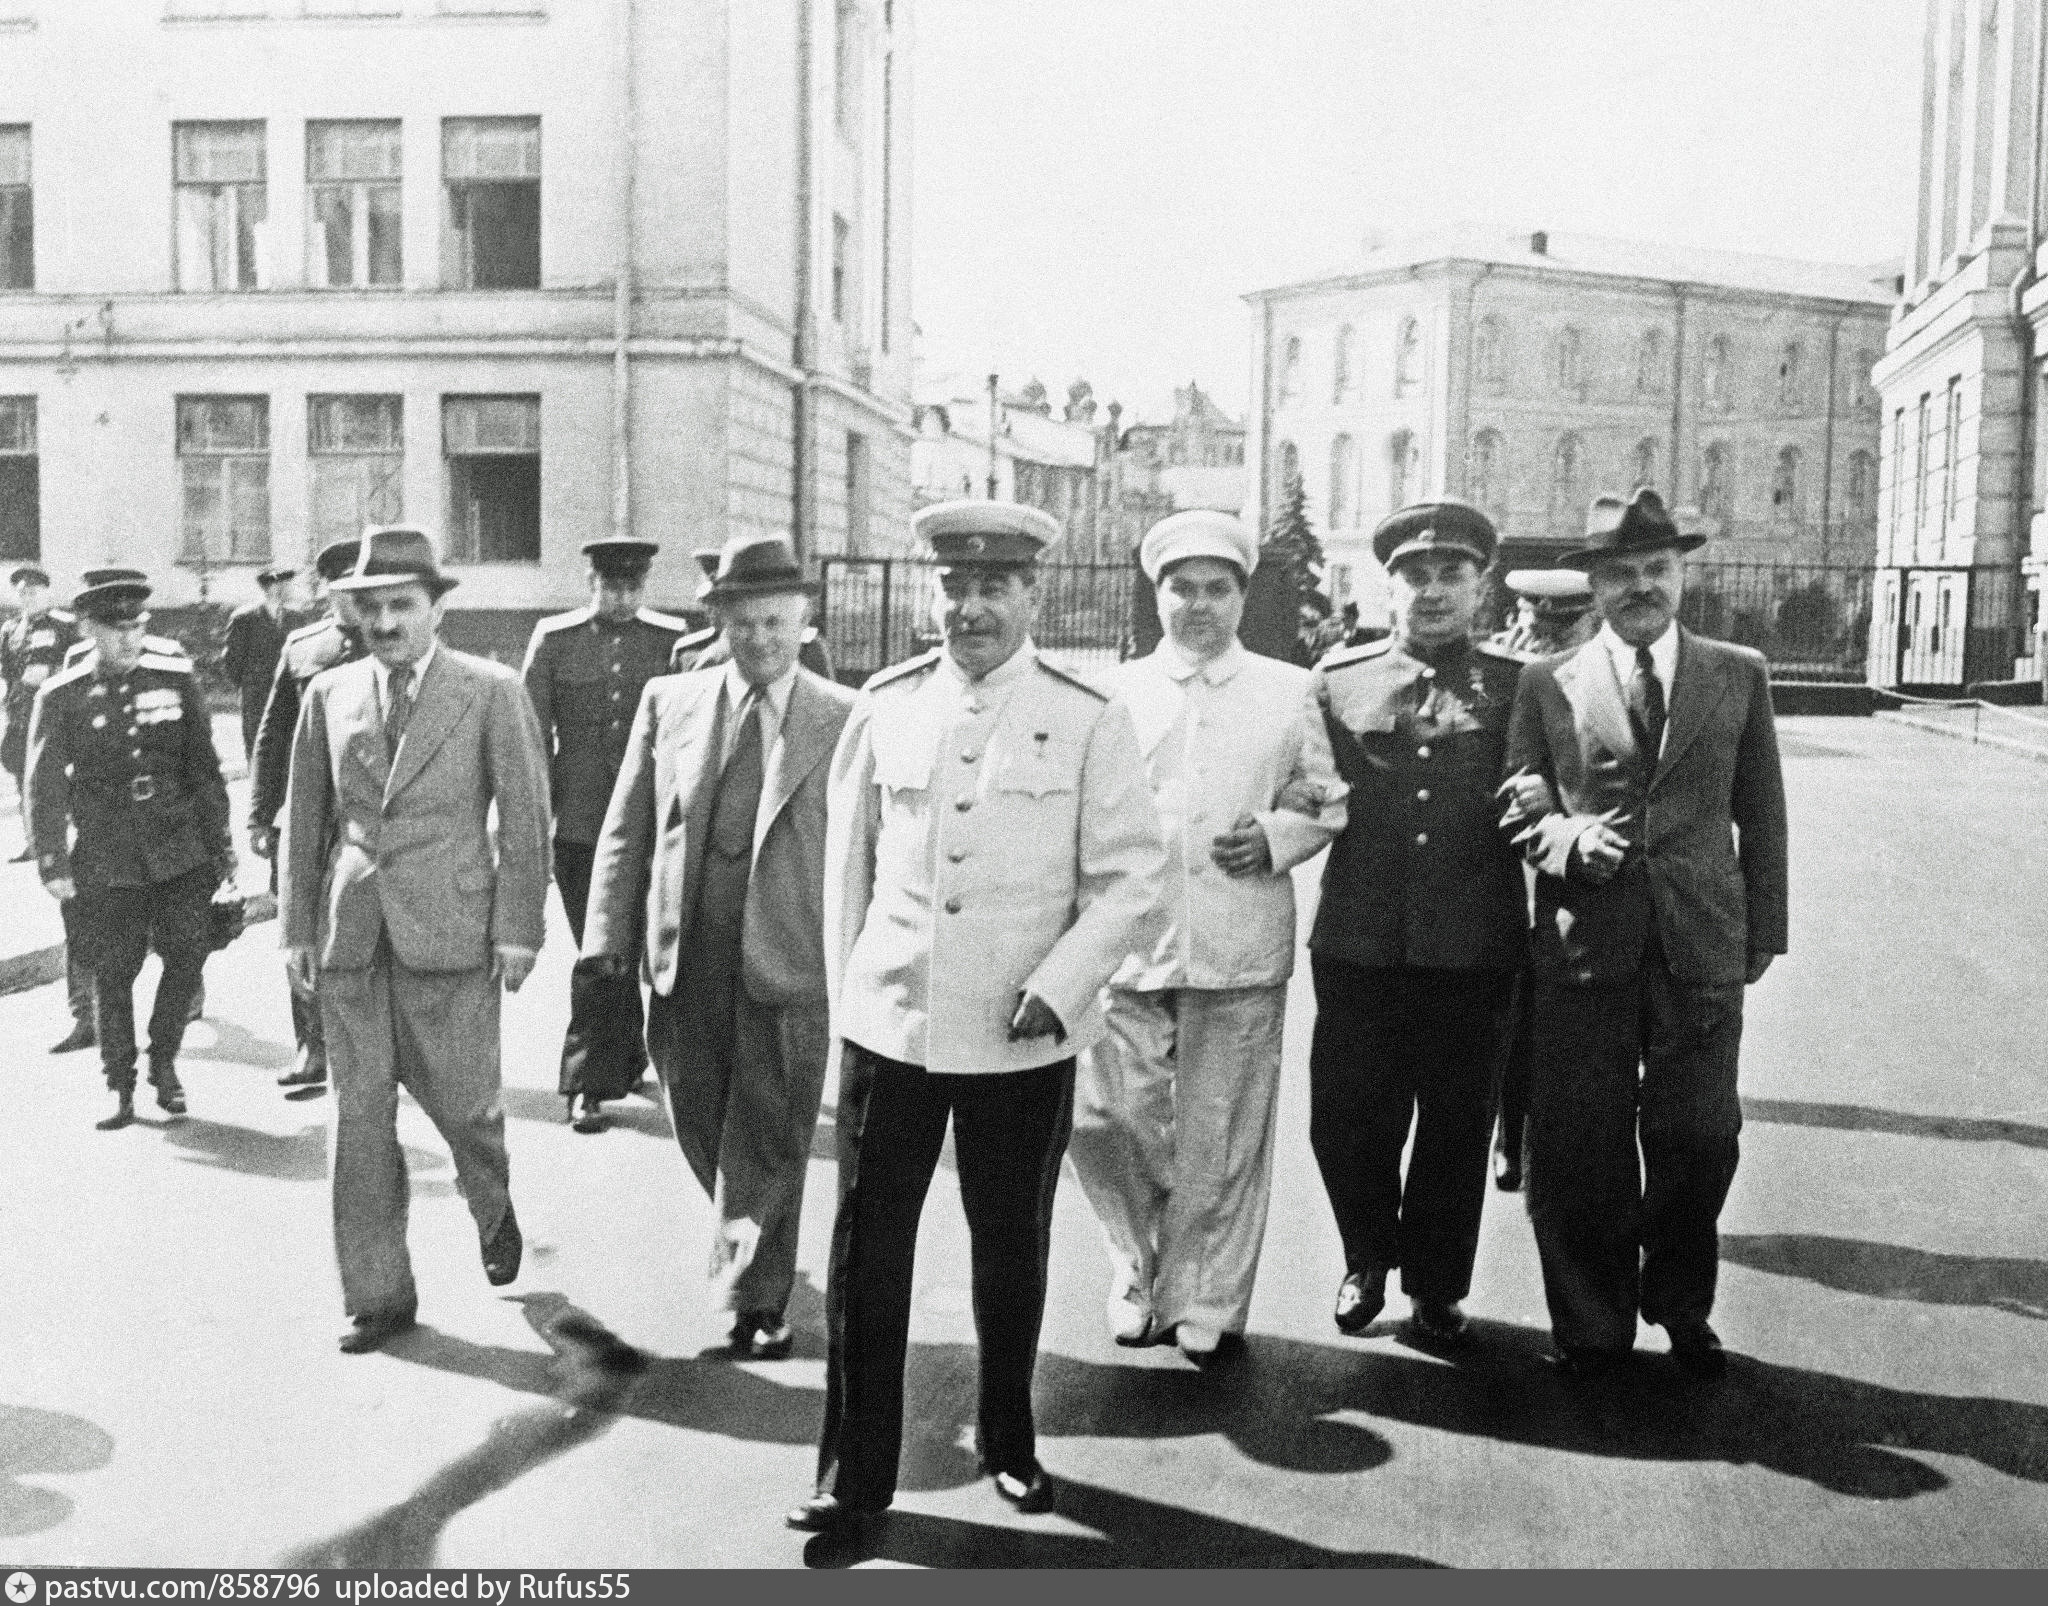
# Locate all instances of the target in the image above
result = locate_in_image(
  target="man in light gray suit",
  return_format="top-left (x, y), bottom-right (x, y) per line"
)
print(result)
top-left (281, 526), bottom-right (552, 1356)
top-left (583, 533), bottom-right (855, 1359)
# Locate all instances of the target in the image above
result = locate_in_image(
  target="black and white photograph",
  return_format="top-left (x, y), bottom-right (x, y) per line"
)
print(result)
top-left (0, 0), bottom-right (2043, 1575)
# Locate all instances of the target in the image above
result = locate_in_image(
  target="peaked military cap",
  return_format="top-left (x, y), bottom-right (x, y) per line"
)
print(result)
top-left (581, 537), bottom-right (660, 580)
top-left (1372, 498), bottom-right (1497, 572)
top-left (10, 564), bottom-right (50, 587)
top-left (256, 565), bottom-right (297, 587)
top-left (1561, 487), bottom-right (1705, 570)
top-left (74, 577), bottom-right (151, 623)
top-left (80, 567), bottom-right (147, 589)
top-left (313, 538), bottom-right (362, 582)
top-left (1504, 568), bottom-right (1594, 618)
top-left (914, 500), bottom-right (1061, 568)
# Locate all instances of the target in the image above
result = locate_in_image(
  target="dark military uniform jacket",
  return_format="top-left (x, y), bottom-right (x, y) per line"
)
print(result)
top-left (0, 606), bottom-right (80, 774)
top-left (523, 605), bottom-right (691, 844)
top-left (1309, 635), bottom-right (1526, 971)
top-left (25, 650), bottom-right (234, 891)
top-left (221, 603), bottom-right (298, 701)
top-left (250, 614), bottom-right (363, 834)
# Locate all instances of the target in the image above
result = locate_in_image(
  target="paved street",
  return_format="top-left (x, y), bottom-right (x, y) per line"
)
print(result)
top-left (2, 713), bottom-right (2044, 1568)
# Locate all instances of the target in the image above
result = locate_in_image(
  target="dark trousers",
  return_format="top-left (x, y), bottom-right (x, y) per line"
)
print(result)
top-left (1526, 936), bottom-right (1745, 1354)
top-left (1495, 975), bottom-right (1533, 1172)
top-left (59, 900), bottom-right (96, 1025)
top-left (553, 838), bottom-right (647, 1100)
top-left (818, 1045), bottom-right (1075, 1511)
top-left (1307, 959), bottom-right (1516, 1302)
top-left (71, 866), bottom-right (213, 1092)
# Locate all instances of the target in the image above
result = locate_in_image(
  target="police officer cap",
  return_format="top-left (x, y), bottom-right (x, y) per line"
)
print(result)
top-left (314, 538), bottom-right (362, 583)
top-left (1372, 499), bottom-right (1497, 572)
top-left (581, 537), bottom-right (660, 580)
top-left (80, 567), bottom-right (147, 589)
top-left (913, 500), bottom-right (1061, 568)
top-left (1139, 509), bottom-right (1259, 585)
top-left (256, 565), bottom-right (297, 587)
top-left (74, 577), bottom-right (151, 623)
top-left (10, 563), bottom-right (50, 587)
top-left (1504, 568), bottom-right (1593, 616)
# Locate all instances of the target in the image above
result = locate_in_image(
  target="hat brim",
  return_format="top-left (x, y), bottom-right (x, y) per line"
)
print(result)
top-left (1383, 538), bottom-right (1491, 572)
top-left (329, 571), bottom-right (460, 598)
top-left (702, 577), bottom-right (818, 602)
top-left (1555, 532), bottom-right (1707, 570)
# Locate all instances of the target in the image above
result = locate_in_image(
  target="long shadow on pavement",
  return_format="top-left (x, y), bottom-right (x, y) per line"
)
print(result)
top-left (1722, 1232), bottom-right (2048, 1320)
top-left (1743, 1096), bottom-right (2048, 1151)
top-left (0, 1404), bottom-right (115, 1539)
top-left (160, 1116), bottom-right (452, 1196)
top-left (180, 1016), bottom-right (294, 1072)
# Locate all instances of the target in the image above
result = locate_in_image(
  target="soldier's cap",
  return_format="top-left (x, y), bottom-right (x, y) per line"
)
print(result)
top-left (914, 500), bottom-right (1061, 569)
top-left (256, 565), bottom-right (297, 588)
top-left (329, 526), bottom-right (459, 598)
top-left (581, 537), bottom-right (660, 580)
top-left (313, 538), bottom-right (363, 583)
top-left (74, 578), bottom-right (151, 623)
top-left (1372, 498), bottom-right (1498, 573)
top-left (1559, 487), bottom-right (1705, 570)
top-left (9, 563), bottom-right (50, 587)
top-left (1139, 508), bottom-right (1258, 585)
top-left (80, 566), bottom-right (147, 589)
top-left (695, 533), bottom-right (816, 603)
top-left (1504, 568), bottom-right (1594, 617)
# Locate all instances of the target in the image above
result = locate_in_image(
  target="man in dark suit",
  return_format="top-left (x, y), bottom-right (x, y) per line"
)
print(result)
top-left (581, 534), bottom-right (855, 1358)
top-left (221, 567), bottom-right (300, 761)
top-left (1502, 488), bottom-right (1788, 1380)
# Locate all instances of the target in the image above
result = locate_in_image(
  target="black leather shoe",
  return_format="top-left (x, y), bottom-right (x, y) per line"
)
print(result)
top-left (570, 1095), bottom-right (610, 1134)
top-left (992, 1465), bottom-right (1055, 1514)
top-left (278, 1053), bottom-right (326, 1088)
top-left (50, 1021), bottom-right (97, 1054)
top-left (149, 1064), bottom-right (187, 1116)
top-left (1493, 1146), bottom-right (1522, 1192)
top-left (1410, 1299), bottom-right (1470, 1344)
top-left (481, 1211), bottom-right (523, 1287)
top-left (1666, 1321), bottom-right (1728, 1379)
top-left (339, 1310), bottom-right (418, 1355)
top-left (785, 1494), bottom-right (880, 1533)
top-left (9, 846), bottom-right (33, 863)
top-left (1334, 1268), bottom-right (1387, 1334)
top-left (749, 1320), bottom-right (794, 1361)
top-left (187, 985), bottom-right (206, 1024)
top-left (95, 1093), bottom-right (136, 1131)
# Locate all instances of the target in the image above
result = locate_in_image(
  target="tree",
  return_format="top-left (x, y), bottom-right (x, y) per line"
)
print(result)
top-left (1241, 475), bottom-right (1330, 664)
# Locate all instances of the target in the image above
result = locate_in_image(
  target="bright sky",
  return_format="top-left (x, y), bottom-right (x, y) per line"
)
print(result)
top-left (911, 0), bottom-right (1926, 423)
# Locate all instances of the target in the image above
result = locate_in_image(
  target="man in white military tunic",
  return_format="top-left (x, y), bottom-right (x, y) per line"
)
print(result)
top-left (1069, 510), bottom-right (1346, 1362)
top-left (789, 501), bottom-right (1165, 1535)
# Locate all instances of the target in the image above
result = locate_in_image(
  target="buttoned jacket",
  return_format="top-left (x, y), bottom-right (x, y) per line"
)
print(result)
top-left (825, 643), bottom-right (1165, 1074)
top-left (280, 646), bottom-right (552, 973)
top-left (581, 664), bottom-right (855, 1005)
top-left (1108, 641), bottom-right (1346, 991)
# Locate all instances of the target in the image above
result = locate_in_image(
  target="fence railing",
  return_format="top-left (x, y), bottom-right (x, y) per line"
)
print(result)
top-left (1676, 562), bottom-right (1875, 683)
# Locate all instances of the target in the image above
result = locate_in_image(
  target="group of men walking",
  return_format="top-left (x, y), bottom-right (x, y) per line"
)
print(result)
top-left (6, 471), bottom-right (1787, 1536)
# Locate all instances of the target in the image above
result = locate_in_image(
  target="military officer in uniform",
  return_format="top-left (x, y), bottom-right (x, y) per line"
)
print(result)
top-left (522, 537), bottom-right (691, 1132)
top-left (1307, 500), bottom-right (1527, 1345)
top-left (63, 570), bottom-right (192, 673)
top-left (790, 501), bottom-right (1164, 1536)
top-left (220, 566), bottom-right (300, 761)
top-left (248, 537), bottom-right (366, 1092)
top-left (27, 574), bottom-right (236, 1130)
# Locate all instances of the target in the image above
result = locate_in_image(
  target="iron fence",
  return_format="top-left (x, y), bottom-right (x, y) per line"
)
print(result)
top-left (1676, 562), bottom-right (1875, 683)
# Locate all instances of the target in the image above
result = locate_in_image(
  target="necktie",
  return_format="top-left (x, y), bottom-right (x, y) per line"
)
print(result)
top-left (384, 665), bottom-right (414, 757)
top-left (709, 688), bottom-right (765, 859)
top-left (1630, 645), bottom-right (1666, 757)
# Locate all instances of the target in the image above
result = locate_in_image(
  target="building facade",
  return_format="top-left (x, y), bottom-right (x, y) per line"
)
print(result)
top-left (1871, 0), bottom-right (2047, 689)
top-left (1245, 228), bottom-right (1893, 622)
top-left (0, 0), bottom-right (912, 648)
top-left (911, 377), bottom-right (1121, 561)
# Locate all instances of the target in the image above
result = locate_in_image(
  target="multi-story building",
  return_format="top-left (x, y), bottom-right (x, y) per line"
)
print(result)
top-left (0, 0), bottom-right (912, 651)
top-left (1245, 226), bottom-right (1893, 620)
top-left (1871, 0), bottom-right (2047, 690)
top-left (1116, 381), bottom-right (1246, 521)
top-left (911, 377), bottom-right (1118, 560)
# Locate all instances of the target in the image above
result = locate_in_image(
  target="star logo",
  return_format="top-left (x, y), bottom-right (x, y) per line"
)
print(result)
top-left (7, 1573), bottom-right (37, 1603)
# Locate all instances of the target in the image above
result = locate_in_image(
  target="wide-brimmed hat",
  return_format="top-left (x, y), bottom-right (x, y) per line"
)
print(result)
top-left (74, 577), bottom-right (150, 623)
top-left (1139, 509), bottom-right (1258, 584)
top-left (695, 534), bottom-right (815, 603)
top-left (329, 526), bottom-right (458, 598)
top-left (1559, 488), bottom-right (1705, 570)
top-left (914, 500), bottom-right (1061, 568)
top-left (582, 537), bottom-right (660, 580)
top-left (1372, 499), bottom-right (1498, 572)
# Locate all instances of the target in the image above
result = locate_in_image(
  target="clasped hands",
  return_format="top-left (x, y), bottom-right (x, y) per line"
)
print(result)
top-left (285, 944), bottom-right (537, 995)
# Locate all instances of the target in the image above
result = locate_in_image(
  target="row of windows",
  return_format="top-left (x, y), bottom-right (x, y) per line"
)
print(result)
top-left (1277, 314), bottom-right (1880, 414)
top-left (1273, 431), bottom-right (1878, 532)
top-left (0, 393), bottom-right (542, 567)
top-left (1890, 380), bottom-right (1967, 548)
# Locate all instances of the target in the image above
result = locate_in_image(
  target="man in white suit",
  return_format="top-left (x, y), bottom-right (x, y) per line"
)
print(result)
top-left (281, 526), bottom-right (552, 1355)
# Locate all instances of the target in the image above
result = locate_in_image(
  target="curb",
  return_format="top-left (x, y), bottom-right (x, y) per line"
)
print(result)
top-left (1876, 709), bottom-right (2048, 767)
top-left (0, 892), bottom-right (278, 999)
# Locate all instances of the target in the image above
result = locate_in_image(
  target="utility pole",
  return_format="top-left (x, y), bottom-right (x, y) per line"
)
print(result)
top-left (986, 372), bottom-right (1000, 499)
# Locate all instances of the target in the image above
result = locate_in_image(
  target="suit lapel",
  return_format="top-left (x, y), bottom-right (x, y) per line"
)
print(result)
top-left (674, 676), bottom-right (725, 830)
top-left (755, 673), bottom-right (831, 855)
top-left (1556, 638), bottom-right (1641, 772)
top-left (1653, 629), bottom-right (1727, 789)
top-left (384, 650), bottom-right (477, 804)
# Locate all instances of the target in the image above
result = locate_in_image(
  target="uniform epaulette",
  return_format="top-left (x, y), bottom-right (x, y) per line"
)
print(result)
top-left (283, 616), bottom-right (339, 646)
top-left (801, 625), bottom-right (822, 643)
top-left (635, 607), bottom-right (692, 632)
top-left (674, 625), bottom-right (718, 651)
top-left (139, 651), bottom-right (193, 673)
top-left (864, 649), bottom-right (942, 692)
top-left (1320, 637), bottom-right (1397, 670)
top-left (48, 608), bottom-right (75, 624)
top-left (533, 606), bottom-right (595, 636)
top-left (41, 657), bottom-right (95, 694)
top-left (1473, 641), bottom-right (1524, 665)
top-left (1033, 655), bottom-right (1111, 701)
top-left (145, 635), bottom-right (188, 660)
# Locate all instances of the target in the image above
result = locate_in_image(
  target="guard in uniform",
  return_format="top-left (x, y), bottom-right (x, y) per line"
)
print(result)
top-left (27, 575), bottom-right (235, 1130)
top-left (521, 537), bottom-right (691, 1131)
top-left (220, 565), bottom-right (300, 761)
top-left (62, 569), bottom-right (191, 673)
top-left (1307, 500), bottom-right (1526, 1344)
top-left (248, 537), bottom-right (366, 1091)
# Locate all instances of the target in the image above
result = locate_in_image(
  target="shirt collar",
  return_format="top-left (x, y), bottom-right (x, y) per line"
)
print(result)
top-left (940, 636), bottom-right (1038, 695)
top-left (1158, 637), bottom-right (1248, 686)
top-left (722, 657), bottom-right (797, 729)
top-left (1598, 620), bottom-right (1678, 686)
top-left (373, 638), bottom-right (437, 698)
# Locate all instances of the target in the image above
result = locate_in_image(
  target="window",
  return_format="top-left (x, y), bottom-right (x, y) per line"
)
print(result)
top-left (1890, 409), bottom-right (1906, 541)
top-left (1701, 440), bottom-right (1733, 523)
top-left (1277, 439), bottom-right (1300, 490)
top-left (1466, 428), bottom-right (1504, 517)
top-left (845, 429), bottom-right (871, 553)
top-left (1852, 349), bottom-right (1878, 410)
top-left (1549, 433), bottom-right (1586, 524)
top-left (0, 127), bottom-right (30, 290)
top-left (1703, 334), bottom-right (1731, 411)
top-left (1554, 326), bottom-right (1587, 398)
top-left (1278, 336), bottom-right (1302, 405)
top-left (174, 122), bottom-right (268, 292)
top-left (1388, 429), bottom-right (1418, 511)
top-left (1632, 437), bottom-right (1659, 493)
top-left (1328, 433), bottom-right (1355, 528)
top-left (831, 212), bottom-right (850, 325)
top-left (1771, 447), bottom-right (1801, 522)
top-left (1942, 378), bottom-right (1963, 531)
top-left (309, 396), bottom-right (403, 554)
top-left (444, 395), bottom-right (540, 563)
top-left (308, 121), bottom-right (402, 288)
top-left (177, 396), bottom-right (271, 563)
top-left (1778, 342), bottom-right (1804, 412)
top-left (0, 397), bottom-right (36, 562)
top-left (1474, 315), bottom-right (1507, 393)
top-left (1394, 316), bottom-right (1422, 397)
top-left (1636, 328), bottom-right (1665, 395)
top-left (443, 117), bottom-right (540, 290)
top-left (835, 1), bottom-right (865, 138)
top-left (1332, 325), bottom-right (1353, 403)
top-left (1914, 393), bottom-right (1932, 537)
top-left (1847, 450), bottom-right (1875, 523)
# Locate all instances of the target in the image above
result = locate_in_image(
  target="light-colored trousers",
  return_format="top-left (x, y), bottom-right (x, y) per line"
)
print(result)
top-left (1069, 984), bottom-right (1287, 1335)
top-left (323, 948), bottom-right (512, 1320)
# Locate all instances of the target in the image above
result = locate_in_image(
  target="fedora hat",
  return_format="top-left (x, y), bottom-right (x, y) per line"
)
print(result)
top-left (1559, 488), bottom-right (1705, 570)
top-left (696, 533), bottom-right (814, 602)
top-left (329, 526), bottom-right (458, 598)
